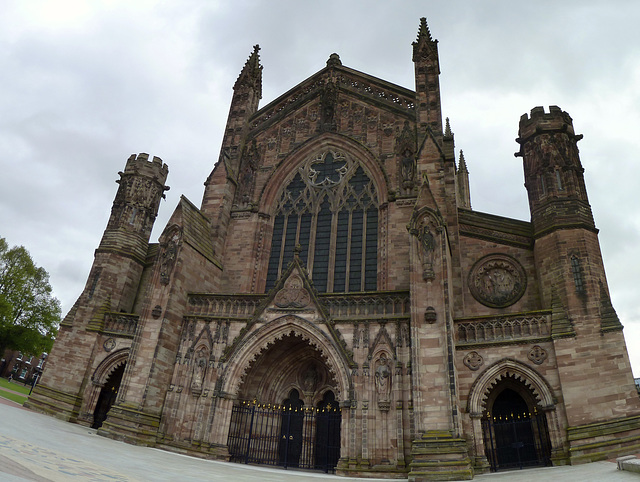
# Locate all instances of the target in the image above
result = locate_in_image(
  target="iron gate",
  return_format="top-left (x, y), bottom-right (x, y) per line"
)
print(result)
top-left (227, 400), bottom-right (341, 472)
top-left (482, 410), bottom-right (551, 471)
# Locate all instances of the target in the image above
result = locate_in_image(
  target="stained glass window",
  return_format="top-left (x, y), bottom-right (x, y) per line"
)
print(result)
top-left (265, 151), bottom-right (378, 292)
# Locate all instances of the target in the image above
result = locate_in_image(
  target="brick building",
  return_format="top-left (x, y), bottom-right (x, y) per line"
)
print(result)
top-left (1, 350), bottom-right (48, 384)
top-left (26, 19), bottom-right (640, 481)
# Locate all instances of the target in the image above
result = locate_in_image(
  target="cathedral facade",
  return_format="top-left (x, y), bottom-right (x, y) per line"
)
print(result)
top-left (27, 19), bottom-right (640, 481)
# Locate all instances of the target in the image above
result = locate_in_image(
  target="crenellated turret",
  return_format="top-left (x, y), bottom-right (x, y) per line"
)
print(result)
top-left (103, 153), bottom-right (169, 246)
top-left (412, 17), bottom-right (443, 135)
top-left (25, 152), bottom-right (170, 422)
top-left (516, 106), bottom-right (594, 237)
top-left (94, 152), bottom-right (169, 312)
top-left (515, 107), bottom-right (639, 435)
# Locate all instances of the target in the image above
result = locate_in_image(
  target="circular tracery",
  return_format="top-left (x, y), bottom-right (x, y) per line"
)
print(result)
top-left (266, 150), bottom-right (379, 293)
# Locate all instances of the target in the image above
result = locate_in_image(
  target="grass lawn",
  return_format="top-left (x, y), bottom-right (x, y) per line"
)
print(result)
top-left (0, 378), bottom-right (32, 395)
top-left (0, 388), bottom-right (28, 405)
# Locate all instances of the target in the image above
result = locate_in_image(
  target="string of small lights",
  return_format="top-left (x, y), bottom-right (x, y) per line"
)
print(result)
top-left (239, 399), bottom-right (341, 413)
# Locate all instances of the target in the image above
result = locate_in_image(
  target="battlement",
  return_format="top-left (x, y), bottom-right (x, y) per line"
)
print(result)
top-left (517, 106), bottom-right (576, 143)
top-left (121, 153), bottom-right (169, 183)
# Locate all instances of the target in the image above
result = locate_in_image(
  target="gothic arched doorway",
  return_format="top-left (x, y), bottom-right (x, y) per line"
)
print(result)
top-left (226, 332), bottom-right (344, 472)
top-left (91, 362), bottom-right (125, 429)
top-left (481, 378), bottom-right (551, 471)
top-left (314, 390), bottom-right (341, 471)
top-left (278, 389), bottom-right (305, 467)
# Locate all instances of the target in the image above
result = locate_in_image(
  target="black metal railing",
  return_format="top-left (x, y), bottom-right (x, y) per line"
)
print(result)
top-left (228, 401), bottom-right (341, 473)
top-left (482, 410), bottom-right (552, 471)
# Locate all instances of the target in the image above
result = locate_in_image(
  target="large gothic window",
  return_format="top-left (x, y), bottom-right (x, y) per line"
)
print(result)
top-left (266, 151), bottom-right (378, 293)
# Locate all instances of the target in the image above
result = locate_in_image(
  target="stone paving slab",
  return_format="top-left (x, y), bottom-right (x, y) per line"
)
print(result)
top-left (0, 403), bottom-right (638, 481)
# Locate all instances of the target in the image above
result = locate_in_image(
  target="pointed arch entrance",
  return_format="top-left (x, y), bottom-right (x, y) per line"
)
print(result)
top-left (480, 373), bottom-right (552, 471)
top-left (226, 331), bottom-right (344, 472)
top-left (466, 359), bottom-right (555, 472)
top-left (314, 390), bottom-right (341, 471)
top-left (91, 362), bottom-right (126, 429)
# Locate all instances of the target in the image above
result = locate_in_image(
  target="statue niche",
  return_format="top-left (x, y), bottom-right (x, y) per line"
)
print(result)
top-left (159, 228), bottom-right (181, 285)
top-left (319, 80), bottom-right (338, 132)
top-left (417, 225), bottom-right (436, 281)
top-left (374, 354), bottom-right (392, 411)
top-left (237, 140), bottom-right (260, 208)
top-left (395, 120), bottom-right (417, 191)
top-left (190, 346), bottom-right (209, 396)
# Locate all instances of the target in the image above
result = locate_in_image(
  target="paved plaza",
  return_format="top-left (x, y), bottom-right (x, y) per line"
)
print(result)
top-left (0, 398), bottom-right (638, 481)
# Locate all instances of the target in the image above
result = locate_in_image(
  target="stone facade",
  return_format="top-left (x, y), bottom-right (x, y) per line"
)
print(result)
top-left (26, 19), bottom-right (640, 481)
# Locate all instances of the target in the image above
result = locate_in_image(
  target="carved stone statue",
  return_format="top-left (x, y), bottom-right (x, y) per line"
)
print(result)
top-left (417, 225), bottom-right (436, 281)
top-left (375, 355), bottom-right (392, 410)
top-left (160, 230), bottom-right (180, 285)
top-left (396, 120), bottom-right (417, 190)
top-left (302, 365), bottom-right (318, 392)
top-left (190, 347), bottom-right (208, 395)
top-left (401, 148), bottom-right (416, 189)
top-left (320, 80), bottom-right (338, 132)
top-left (238, 140), bottom-right (259, 206)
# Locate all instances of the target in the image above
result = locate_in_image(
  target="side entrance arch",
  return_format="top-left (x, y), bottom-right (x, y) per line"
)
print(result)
top-left (91, 362), bottom-right (126, 429)
top-left (467, 359), bottom-right (555, 472)
top-left (88, 349), bottom-right (129, 429)
top-left (481, 379), bottom-right (552, 470)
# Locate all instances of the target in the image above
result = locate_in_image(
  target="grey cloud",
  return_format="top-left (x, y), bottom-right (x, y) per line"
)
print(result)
top-left (1, 1), bottom-right (638, 375)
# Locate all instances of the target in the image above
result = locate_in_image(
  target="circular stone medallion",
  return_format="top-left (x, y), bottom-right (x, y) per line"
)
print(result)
top-left (468, 254), bottom-right (527, 308)
top-left (103, 337), bottom-right (116, 352)
top-left (463, 351), bottom-right (483, 371)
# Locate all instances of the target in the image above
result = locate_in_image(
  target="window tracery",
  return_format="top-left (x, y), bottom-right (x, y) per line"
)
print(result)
top-left (266, 151), bottom-right (378, 293)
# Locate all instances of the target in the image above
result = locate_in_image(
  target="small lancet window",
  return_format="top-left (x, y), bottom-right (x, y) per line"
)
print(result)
top-left (540, 175), bottom-right (547, 196)
top-left (129, 207), bottom-right (138, 225)
top-left (571, 255), bottom-right (585, 294)
top-left (555, 170), bottom-right (563, 191)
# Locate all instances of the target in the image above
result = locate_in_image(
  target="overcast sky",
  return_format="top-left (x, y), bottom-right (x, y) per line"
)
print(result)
top-left (1, 1), bottom-right (639, 376)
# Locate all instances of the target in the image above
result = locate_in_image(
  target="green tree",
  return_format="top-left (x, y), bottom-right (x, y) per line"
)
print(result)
top-left (0, 237), bottom-right (60, 356)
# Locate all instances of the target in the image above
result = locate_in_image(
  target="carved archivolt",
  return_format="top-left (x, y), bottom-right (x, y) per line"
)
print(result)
top-left (220, 315), bottom-right (351, 401)
top-left (91, 348), bottom-right (129, 387)
top-left (466, 358), bottom-right (555, 415)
